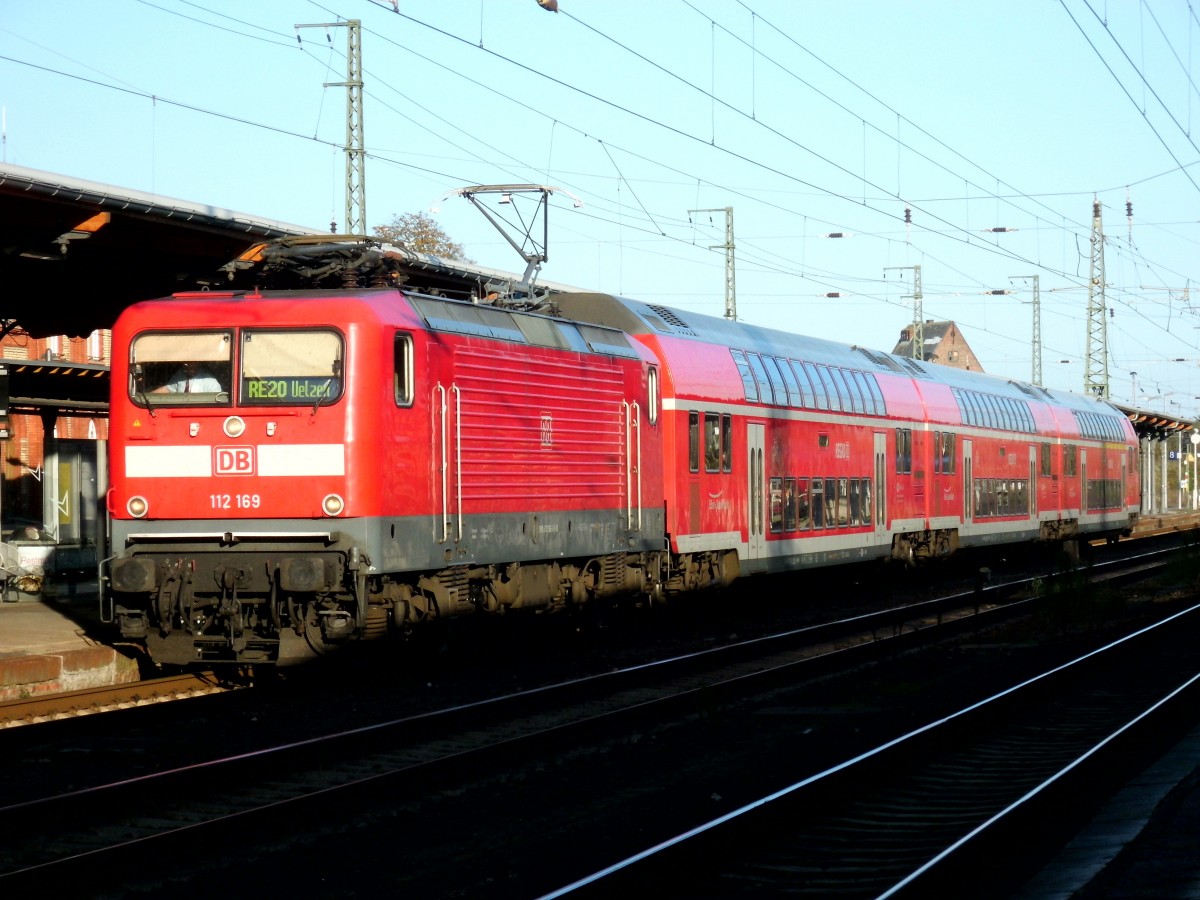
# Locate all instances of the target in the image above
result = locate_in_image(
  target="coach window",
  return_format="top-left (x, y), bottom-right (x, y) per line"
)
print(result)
top-left (932, 432), bottom-right (942, 475)
top-left (747, 353), bottom-right (777, 405)
top-left (790, 360), bottom-right (816, 407)
top-left (1064, 444), bottom-right (1077, 477)
top-left (850, 371), bottom-right (873, 415)
top-left (730, 350), bottom-right (759, 402)
top-left (802, 362), bottom-right (829, 410)
top-left (796, 478), bottom-right (811, 530)
top-left (961, 392), bottom-right (978, 427)
top-left (689, 411), bottom-right (700, 473)
top-left (837, 478), bottom-right (850, 526)
top-left (762, 356), bottom-right (789, 406)
top-left (394, 333), bottom-right (413, 406)
top-left (895, 428), bottom-right (913, 474)
top-left (979, 393), bottom-right (998, 429)
top-left (241, 329), bottom-right (344, 407)
top-left (811, 479), bottom-right (826, 528)
top-left (769, 477), bottom-right (784, 533)
top-left (848, 479), bottom-right (861, 525)
top-left (837, 368), bottom-right (865, 414)
top-left (941, 432), bottom-right (956, 474)
top-left (783, 478), bottom-right (797, 530)
top-left (815, 365), bottom-right (842, 412)
top-left (722, 414), bottom-right (733, 472)
top-left (775, 358), bottom-right (803, 407)
top-left (1040, 442), bottom-right (1052, 477)
top-left (989, 397), bottom-right (1003, 429)
top-left (704, 413), bottom-right (721, 473)
top-left (865, 373), bottom-right (886, 416)
top-left (647, 367), bottom-right (659, 425)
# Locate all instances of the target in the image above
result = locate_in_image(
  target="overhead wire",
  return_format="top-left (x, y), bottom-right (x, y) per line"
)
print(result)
top-left (9, 0), bottom-right (1199, 391)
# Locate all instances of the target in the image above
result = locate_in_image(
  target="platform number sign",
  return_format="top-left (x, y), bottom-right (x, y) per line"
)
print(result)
top-left (0, 363), bottom-right (8, 440)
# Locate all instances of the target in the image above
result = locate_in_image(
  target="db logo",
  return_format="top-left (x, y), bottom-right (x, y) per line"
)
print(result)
top-left (215, 446), bottom-right (256, 475)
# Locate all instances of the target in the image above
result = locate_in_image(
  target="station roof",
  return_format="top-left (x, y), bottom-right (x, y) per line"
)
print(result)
top-left (0, 164), bottom-right (567, 416)
top-left (1117, 402), bottom-right (1197, 441)
top-left (0, 163), bottom-right (317, 340)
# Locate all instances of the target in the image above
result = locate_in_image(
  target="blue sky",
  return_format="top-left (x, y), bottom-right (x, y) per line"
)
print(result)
top-left (4, 1), bottom-right (1200, 411)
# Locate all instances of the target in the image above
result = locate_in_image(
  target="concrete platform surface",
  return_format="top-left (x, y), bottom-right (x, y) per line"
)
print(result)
top-left (0, 587), bottom-right (139, 700)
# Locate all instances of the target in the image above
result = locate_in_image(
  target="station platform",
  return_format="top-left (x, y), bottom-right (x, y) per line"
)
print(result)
top-left (0, 585), bottom-right (139, 701)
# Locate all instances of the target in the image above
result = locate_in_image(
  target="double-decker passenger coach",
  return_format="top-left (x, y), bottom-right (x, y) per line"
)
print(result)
top-left (554, 291), bottom-right (1139, 576)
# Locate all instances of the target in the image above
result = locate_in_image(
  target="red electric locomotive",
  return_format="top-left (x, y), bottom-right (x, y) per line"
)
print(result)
top-left (104, 244), bottom-right (1139, 667)
top-left (106, 287), bottom-right (667, 665)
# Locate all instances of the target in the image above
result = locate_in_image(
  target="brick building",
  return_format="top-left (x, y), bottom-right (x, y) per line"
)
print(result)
top-left (892, 320), bottom-right (984, 372)
top-left (2, 328), bottom-right (111, 528)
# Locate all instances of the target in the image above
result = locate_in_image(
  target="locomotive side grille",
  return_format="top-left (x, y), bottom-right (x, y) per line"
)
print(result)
top-left (452, 347), bottom-right (628, 504)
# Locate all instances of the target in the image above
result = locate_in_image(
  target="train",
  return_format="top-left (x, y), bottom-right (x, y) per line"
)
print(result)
top-left (102, 239), bottom-right (1140, 666)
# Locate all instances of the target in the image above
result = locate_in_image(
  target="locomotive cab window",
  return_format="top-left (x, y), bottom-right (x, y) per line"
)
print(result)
top-left (131, 331), bottom-right (233, 406)
top-left (647, 366), bottom-right (659, 425)
top-left (394, 332), bottom-right (413, 407)
top-left (241, 329), bottom-right (344, 407)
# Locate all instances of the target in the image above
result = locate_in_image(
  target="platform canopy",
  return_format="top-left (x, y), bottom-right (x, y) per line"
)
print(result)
top-left (1117, 402), bottom-right (1197, 441)
top-left (0, 164), bottom-right (567, 415)
top-left (0, 163), bottom-right (319, 339)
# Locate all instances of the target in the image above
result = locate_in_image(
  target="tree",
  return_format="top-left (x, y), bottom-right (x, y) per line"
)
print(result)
top-left (373, 212), bottom-right (472, 262)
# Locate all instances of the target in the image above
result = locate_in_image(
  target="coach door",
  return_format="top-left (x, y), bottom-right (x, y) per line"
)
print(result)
top-left (747, 423), bottom-right (766, 558)
top-left (874, 432), bottom-right (888, 542)
top-left (1030, 445), bottom-right (1038, 520)
top-left (963, 439), bottom-right (974, 521)
top-left (1081, 450), bottom-right (1089, 514)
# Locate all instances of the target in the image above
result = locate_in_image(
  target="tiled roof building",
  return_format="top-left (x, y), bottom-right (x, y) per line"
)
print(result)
top-left (892, 320), bottom-right (984, 372)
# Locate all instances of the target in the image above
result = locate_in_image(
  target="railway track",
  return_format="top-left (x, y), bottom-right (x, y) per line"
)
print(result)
top-left (543, 602), bottom-right (1200, 899)
top-left (0, 540), bottom-right (1191, 896)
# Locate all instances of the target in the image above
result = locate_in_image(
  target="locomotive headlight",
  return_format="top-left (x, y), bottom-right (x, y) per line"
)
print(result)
top-left (127, 496), bottom-right (149, 518)
top-left (223, 416), bottom-right (246, 438)
top-left (322, 493), bottom-right (345, 517)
